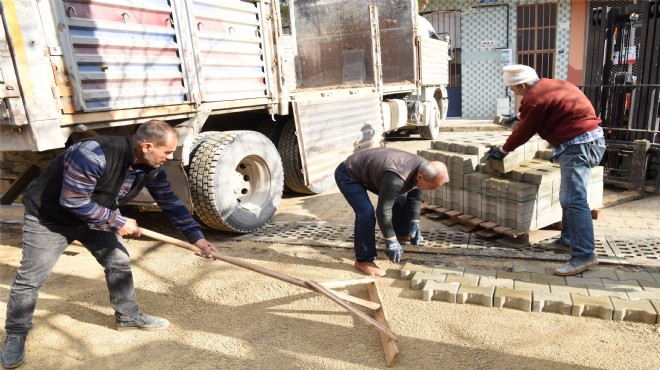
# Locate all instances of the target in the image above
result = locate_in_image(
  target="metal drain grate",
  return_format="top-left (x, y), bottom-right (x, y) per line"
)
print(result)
top-left (120, 211), bottom-right (660, 267)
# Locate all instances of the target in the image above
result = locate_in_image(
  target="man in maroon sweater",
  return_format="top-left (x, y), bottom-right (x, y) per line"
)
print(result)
top-left (487, 65), bottom-right (606, 276)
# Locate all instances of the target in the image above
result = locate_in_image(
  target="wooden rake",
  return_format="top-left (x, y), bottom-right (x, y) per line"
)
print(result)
top-left (139, 227), bottom-right (399, 366)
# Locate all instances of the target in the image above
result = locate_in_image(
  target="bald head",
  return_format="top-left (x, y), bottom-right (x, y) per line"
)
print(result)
top-left (416, 161), bottom-right (449, 190)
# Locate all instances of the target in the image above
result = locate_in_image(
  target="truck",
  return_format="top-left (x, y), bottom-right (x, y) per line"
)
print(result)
top-left (0, 0), bottom-right (450, 233)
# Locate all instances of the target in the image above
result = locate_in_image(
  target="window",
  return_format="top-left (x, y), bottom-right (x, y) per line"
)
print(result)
top-left (516, 3), bottom-right (557, 78)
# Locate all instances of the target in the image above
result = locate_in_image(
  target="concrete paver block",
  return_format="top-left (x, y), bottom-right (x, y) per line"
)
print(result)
top-left (532, 291), bottom-right (572, 315)
top-left (400, 262), bottom-right (433, 279)
top-left (650, 301), bottom-right (660, 324)
top-left (566, 276), bottom-right (604, 289)
top-left (638, 280), bottom-right (660, 291)
top-left (601, 279), bottom-right (642, 292)
top-left (627, 291), bottom-right (660, 301)
top-left (496, 270), bottom-right (531, 281)
top-left (445, 274), bottom-right (480, 286)
top-left (422, 281), bottom-right (461, 302)
top-left (457, 284), bottom-right (495, 307)
top-left (512, 262), bottom-right (548, 275)
top-left (611, 298), bottom-right (658, 324)
top-left (464, 268), bottom-right (496, 278)
top-left (494, 287), bottom-right (532, 312)
top-left (411, 272), bottom-right (447, 290)
top-left (432, 265), bottom-right (465, 276)
top-left (530, 273), bottom-right (566, 285)
top-left (515, 281), bottom-right (551, 293)
top-left (580, 269), bottom-right (619, 280)
top-left (614, 270), bottom-right (655, 282)
top-left (571, 294), bottom-right (613, 320)
top-left (478, 276), bottom-right (514, 289)
top-left (587, 288), bottom-right (628, 299)
top-left (551, 285), bottom-right (588, 295)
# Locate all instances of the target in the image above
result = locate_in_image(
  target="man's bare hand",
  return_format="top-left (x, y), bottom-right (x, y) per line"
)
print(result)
top-left (194, 239), bottom-right (217, 258)
top-left (117, 218), bottom-right (141, 237)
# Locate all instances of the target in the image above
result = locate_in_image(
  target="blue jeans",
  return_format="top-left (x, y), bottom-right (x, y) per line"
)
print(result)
top-left (5, 213), bottom-right (140, 335)
top-left (334, 163), bottom-right (410, 261)
top-left (557, 138), bottom-right (606, 258)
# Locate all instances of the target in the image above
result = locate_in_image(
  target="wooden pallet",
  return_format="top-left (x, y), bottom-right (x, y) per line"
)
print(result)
top-left (422, 205), bottom-right (560, 247)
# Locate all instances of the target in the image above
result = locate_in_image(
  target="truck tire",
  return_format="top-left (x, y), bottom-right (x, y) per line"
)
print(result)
top-left (188, 131), bottom-right (284, 233)
top-left (418, 97), bottom-right (441, 140)
top-left (277, 119), bottom-right (334, 194)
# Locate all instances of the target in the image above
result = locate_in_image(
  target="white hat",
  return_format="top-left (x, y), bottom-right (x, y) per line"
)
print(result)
top-left (502, 65), bottom-right (539, 86)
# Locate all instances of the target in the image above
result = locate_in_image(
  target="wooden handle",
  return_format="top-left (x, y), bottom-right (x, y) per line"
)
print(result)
top-left (138, 227), bottom-right (398, 341)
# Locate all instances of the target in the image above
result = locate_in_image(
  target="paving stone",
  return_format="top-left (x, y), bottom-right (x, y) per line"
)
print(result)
top-left (614, 270), bottom-right (655, 282)
top-left (638, 280), bottom-right (660, 291)
top-left (400, 262), bottom-right (433, 279)
top-left (600, 279), bottom-right (642, 292)
top-left (530, 273), bottom-right (566, 285)
top-left (566, 276), bottom-right (604, 289)
top-left (544, 267), bottom-right (560, 276)
top-left (580, 268), bottom-right (619, 280)
top-left (445, 275), bottom-right (480, 286)
top-left (422, 281), bottom-right (460, 302)
top-left (515, 281), bottom-right (551, 293)
top-left (611, 298), bottom-right (658, 324)
top-left (551, 285), bottom-right (588, 295)
top-left (652, 273), bottom-right (660, 283)
top-left (627, 291), bottom-right (660, 300)
top-left (494, 287), bottom-right (532, 311)
top-left (457, 284), bottom-right (494, 307)
top-left (478, 276), bottom-right (514, 289)
top-left (650, 301), bottom-right (660, 324)
top-left (496, 270), bottom-right (531, 282)
top-left (587, 288), bottom-right (628, 299)
top-left (433, 265), bottom-right (465, 276)
top-left (464, 268), bottom-right (496, 278)
top-left (411, 272), bottom-right (447, 290)
top-left (512, 262), bottom-right (547, 275)
top-left (571, 294), bottom-right (613, 320)
top-left (532, 291), bottom-right (572, 315)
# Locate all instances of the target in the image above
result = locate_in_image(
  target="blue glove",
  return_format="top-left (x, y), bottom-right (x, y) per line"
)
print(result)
top-left (409, 222), bottom-right (422, 246)
top-left (384, 240), bottom-right (403, 263)
top-left (486, 146), bottom-right (508, 161)
top-left (502, 114), bottom-right (519, 126)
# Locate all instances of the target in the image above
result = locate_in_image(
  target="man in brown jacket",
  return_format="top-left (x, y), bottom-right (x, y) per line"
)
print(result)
top-left (335, 148), bottom-right (448, 276)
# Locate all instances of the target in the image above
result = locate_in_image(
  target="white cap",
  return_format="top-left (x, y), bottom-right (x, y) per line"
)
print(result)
top-left (502, 64), bottom-right (539, 86)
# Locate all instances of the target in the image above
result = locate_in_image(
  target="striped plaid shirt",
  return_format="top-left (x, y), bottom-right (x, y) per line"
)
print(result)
top-left (550, 126), bottom-right (604, 161)
top-left (61, 140), bottom-right (204, 243)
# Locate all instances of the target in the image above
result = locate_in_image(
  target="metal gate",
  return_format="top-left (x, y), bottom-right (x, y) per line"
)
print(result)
top-left (584, 0), bottom-right (660, 194)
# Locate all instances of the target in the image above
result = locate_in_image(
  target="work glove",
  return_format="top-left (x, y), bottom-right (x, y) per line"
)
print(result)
top-left (409, 221), bottom-right (423, 246)
top-left (384, 240), bottom-right (403, 263)
top-left (486, 146), bottom-right (508, 161)
top-left (502, 113), bottom-right (519, 126)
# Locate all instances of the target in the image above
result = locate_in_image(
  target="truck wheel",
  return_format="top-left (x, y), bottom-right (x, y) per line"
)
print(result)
top-left (277, 119), bottom-right (334, 194)
top-left (418, 98), bottom-right (441, 140)
top-left (188, 131), bottom-right (284, 233)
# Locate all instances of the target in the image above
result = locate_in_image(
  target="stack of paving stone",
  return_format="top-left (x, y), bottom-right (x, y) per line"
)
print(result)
top-left (401, 262), bottom-right (660, 324)
top-left (418, 132), bottom-right (604, 232)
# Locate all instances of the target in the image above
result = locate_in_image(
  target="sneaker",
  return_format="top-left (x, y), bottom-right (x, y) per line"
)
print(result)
top-left (116, 313), bottom-right (170, 331)
top-left (354, 260), bottom-right (386, 277)
top-left (538, 239), bottom-right (571, 254)
top-left (1, 334), bottom-right (26, 369)
top-left (554, 255), bottom-right (598, 276)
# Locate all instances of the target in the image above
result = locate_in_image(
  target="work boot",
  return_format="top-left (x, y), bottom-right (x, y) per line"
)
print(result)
top-left (116, 313), bottom-right (170, 331)
top-left (354, 261), bottom-right (386, 277)
top-left (554, 255), bottom-right (598, 276)
top-left (1, 334), bottom-right (26, 369)
top-left (538, 239), bottom-right (571, 254)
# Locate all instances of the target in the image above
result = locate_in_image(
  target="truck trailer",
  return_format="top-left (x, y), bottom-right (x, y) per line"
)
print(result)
top-left (0, 0), bottom-right (450, 233)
